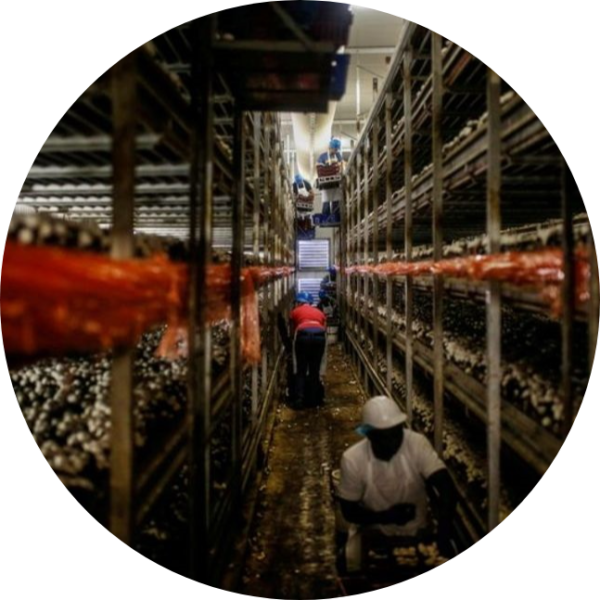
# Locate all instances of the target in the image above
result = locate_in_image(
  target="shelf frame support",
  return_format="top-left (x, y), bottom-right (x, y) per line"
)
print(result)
top-left (362, 143), bottom-right (371, 392)
top-left (372, 118), bottom-right (380, 373)
top-left (231, 107), bottom-right (245, 518)
top-left (486, 67), bottom-right (502, 532)
top-left (251, 113), bottom-right (261, 433)
top-left (109, 49), bottom-right (137, 546)
top-left (188, 15), bottom-right (216, 583)
top-left (403, 46), bottom-right (414, 425)
top-left (432, 32), bottom-right (445, 455)
top-left (385, 92), bottom-right (394, 396)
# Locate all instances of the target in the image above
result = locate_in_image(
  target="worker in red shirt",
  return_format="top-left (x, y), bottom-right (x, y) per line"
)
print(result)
top-left (289, 291), bottom-right (327, 408)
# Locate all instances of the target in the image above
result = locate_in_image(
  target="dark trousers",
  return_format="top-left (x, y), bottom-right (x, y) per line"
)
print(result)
top-left (294, 329), bottom-right (326, 407)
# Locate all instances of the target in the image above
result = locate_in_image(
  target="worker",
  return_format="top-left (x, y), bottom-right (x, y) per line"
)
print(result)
top-left (317, 137), bottom-right (344, 168)
top-left (289, 291), bottom-right (327, 408)
top-left (328, 265), bottom-right (337, 283)
top-left (336, 396), bottom-right (456, 570)
top-left (317, 289), bottom-right (335, 319)
top-left (317, 138), bottom-right (344, 222)
top-left (293, 174), bottom-right (315, 200)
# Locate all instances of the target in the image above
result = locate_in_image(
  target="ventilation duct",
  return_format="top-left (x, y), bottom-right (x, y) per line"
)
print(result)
top-left (291, 101), bottom-right (337, 181)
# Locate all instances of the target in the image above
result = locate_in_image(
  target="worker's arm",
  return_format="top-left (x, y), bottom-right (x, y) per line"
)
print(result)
top-left (339, 499), bottom-right (415, 527)
top-left (426, 468), bottom-right (457, 556)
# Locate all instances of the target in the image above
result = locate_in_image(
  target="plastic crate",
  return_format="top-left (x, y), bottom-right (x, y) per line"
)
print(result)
top-left (330, 54), bottom-right (351, 100)
top-left (317, 164), bottom-right (341, 177)
top-left (317, 174), bottom-right (342, 190)
top-left (296, 200), bottom-right (314, 212)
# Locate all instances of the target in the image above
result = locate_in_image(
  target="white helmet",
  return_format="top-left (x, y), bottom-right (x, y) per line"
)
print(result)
top-left (357, 396), bottom-right (407, 435)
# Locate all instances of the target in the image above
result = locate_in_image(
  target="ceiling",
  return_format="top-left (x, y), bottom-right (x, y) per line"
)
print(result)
top-left (280, 4), bottom-right (406, 161)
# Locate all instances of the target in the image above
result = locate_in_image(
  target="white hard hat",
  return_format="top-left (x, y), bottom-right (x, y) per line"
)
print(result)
top-left (357, 396), bottom-right (407, 435)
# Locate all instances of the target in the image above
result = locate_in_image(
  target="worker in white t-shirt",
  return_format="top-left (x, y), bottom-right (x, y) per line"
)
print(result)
top-left (337, 395), bottom-right (456, 569)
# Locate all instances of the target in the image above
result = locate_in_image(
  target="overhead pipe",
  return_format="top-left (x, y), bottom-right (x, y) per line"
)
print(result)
top-left (291, 101), bottom-right (337, 181)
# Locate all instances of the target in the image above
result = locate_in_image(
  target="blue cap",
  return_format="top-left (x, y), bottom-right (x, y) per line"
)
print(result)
top-left (329, 138), bottom-right (341, 151)
top-left (294, 174), bottom-right (303, 185)
top-left (355, 424), bottom-right (375, 436)
top-left (296, 291), bottom-right (311, 304)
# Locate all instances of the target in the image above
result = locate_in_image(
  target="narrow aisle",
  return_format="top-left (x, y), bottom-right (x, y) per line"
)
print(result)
top-left (241, 343), bottom-right (367, 599)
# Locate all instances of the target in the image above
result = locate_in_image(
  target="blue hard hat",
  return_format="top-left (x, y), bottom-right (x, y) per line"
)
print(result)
top-left (329, 138), bottom-right (341, 151)
top-left (294, 174), bottom-right (303, 185)
top-left (296, 291), bottom-right (311, 304)
top-left (329, 266), bottom-right (337, 276)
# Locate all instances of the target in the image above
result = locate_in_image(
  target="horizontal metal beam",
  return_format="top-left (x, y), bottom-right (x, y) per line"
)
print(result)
top-left (26, 164), bottom-right (189, 180)
top-left (40, 133), bottom-right (161, 153)
top-left (168, 47), bottom-right (395, 75)
top-left (344, 46), bottom-right (396, 55)
top-left (280, 118), bottom-right (366, 127)
top-left (18, 197), bottom-right (181, 207)
top-left (20, 183), bottom-right (191, 197)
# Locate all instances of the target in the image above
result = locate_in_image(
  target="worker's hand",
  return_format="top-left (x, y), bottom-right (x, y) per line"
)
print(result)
top-left (386, 503), bottom-right (416, 525)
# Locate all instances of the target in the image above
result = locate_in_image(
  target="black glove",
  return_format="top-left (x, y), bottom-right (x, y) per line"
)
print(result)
top-left (385, 503), bottom-right (416, 525)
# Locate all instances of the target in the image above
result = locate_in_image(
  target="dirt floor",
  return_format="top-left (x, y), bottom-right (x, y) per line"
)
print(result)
top-left (240, 343), bottom-right (367, 599)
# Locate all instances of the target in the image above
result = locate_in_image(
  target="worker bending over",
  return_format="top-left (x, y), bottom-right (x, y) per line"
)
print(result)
top-left (337, 396), bottom-right (456, 570)
top-left (289, 292), bottom-right (327, 408)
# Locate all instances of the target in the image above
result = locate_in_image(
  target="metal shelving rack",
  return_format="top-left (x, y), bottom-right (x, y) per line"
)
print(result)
top-left (15, 16), bottom-right (296, 588)
top-left (337, 23), bottom-right (598, 543)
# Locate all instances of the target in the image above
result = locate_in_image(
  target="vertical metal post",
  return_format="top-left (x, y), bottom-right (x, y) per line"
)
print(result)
top-left (231, 108), bottom-right (245, 512)
top-left (589, 233), bottom-right (599, 373)
top-left (340, 173), bottom-right (347, 342)
top-left (109, 51), bottom-right (136, 545)
top-left (356, 63), bottom-right (361, 135)
top-left (251, 113), bottom-right (261, 430)
top-left (372, 120), bottom-right (380, 370)
top-left (348, 168), bottom-right (354, 337)
top-left (357, 156), bottom-right (362, 346)
top-left (356, 149), bottom-right (363, 346)
top-left (189, 15), bottom-right (215, 582)
top-left (403, 48), bottom-right (414, 425)
top-left (385, 92), bottom-right (394, 395)
top-left (432, 32), bottom-right (444, 455)
top-left (362, 142), bottom-right (370, 391)
top-left (270, 132), bottom-right (279, 359)
top-left (354, 161), bottom-right (360, 341)
top-left (356, 164), bottom-right (361, 343)
top-left (561, 162), bottom-right (576, 436)
top-left (348, 159), bottom-right (355, 352)
top-left (486, 67), bottom-right (502, 531)
top-left (262, 121), bottom-right (271, 395)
